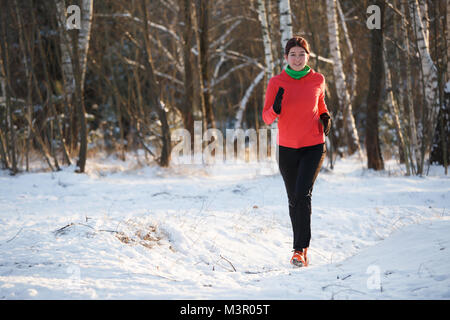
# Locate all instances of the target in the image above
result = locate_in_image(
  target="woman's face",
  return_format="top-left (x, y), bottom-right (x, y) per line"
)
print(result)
top-left (284, 46), bottom-right (309, 71)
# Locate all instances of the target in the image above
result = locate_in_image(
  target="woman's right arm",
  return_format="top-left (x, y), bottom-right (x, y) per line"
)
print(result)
top-left (262, 78), bottom-right (279, 125)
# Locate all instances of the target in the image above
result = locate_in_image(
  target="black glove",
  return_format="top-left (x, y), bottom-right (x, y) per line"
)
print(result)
top-left (272, 87), bottom-right (284, 114)
top-left (320, 113), bottom-right (332, 136)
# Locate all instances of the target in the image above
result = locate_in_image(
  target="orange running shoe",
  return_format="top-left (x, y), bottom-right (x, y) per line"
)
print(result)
top-left (290, 250), bottom-right (307, 267)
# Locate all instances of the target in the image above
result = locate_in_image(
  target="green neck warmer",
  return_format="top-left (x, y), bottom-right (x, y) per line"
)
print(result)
top-left (285, 64), bottom-right (311, 80)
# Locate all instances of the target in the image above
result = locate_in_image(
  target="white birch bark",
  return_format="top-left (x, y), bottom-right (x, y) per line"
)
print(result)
top-left (234, 70), bottom-right (265, 128)
top-left (418, 0), bottom-right (429, 46)
top-left (410, 0), bottom-right (439, 171)
top-left (326, 0), bottom-right (362, 157)
top-left (56, 0), bottom-right (93, 95)
top-left (279, 0), bottom-right (293, 52)
top-left (257, 0), bottom-right (274, 77)
top-left (78, 0), bottom-right (94, 93)
top-left (56, 0), bottom-right (75, 101)
top-left (410, 0), bottom-right (438, 117)
top-left (336, 0), bottom-right (357, 98)
top-left (401, 0), bottom-right (420, 174)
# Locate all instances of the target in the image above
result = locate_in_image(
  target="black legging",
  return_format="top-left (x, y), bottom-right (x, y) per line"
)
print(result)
top-left (278, 143), bottom-right (326, 251)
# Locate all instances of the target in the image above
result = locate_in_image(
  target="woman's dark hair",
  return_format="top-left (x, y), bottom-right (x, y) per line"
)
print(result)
top-left (284, 36), bottom-right (310, 55)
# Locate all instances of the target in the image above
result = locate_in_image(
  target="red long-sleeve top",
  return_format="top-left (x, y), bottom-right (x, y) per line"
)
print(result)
top-left (262, 69), bottom-right (329, 149)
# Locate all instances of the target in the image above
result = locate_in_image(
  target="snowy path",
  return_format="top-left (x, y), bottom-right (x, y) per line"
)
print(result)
top-left (0, 156), bottom-right (449, 299)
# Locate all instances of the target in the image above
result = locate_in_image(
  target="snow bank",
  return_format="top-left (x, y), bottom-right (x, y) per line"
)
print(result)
top-left (0, 155), bottom-right (448, 299)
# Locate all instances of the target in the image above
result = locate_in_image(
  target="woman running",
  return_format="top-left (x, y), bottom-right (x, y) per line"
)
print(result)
top-left (262, 36), bottom-right (331, 267)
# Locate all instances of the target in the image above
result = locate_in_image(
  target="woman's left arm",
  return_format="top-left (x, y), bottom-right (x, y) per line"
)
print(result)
top-left (318, 81), bottom-right (332, 136)
top-left (318, 80), bottom-right (329, 116)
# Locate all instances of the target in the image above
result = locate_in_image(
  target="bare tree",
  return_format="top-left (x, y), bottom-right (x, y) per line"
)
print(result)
top-left (197, 0), bottom-right (216, 129)
top-left (409, 0), bottom-right (440, 174)
top-left (326, 0), bottom-right (362, 158)
top-left (365, 0), bottom-right (384, 171)
top-left (383, 40), bottom-right (410, 175)
top-left (141, 0), bottom-right (171, 167)
top-left (0, 7), bottom-right (17, 174)
top-left (180, 0), bottom-right (195, 143)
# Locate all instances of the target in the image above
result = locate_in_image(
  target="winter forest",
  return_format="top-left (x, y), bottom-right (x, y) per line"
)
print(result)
top-left (0, 0), bottom-right (448, 175)
top-left (0, 0), bottom-right (449, 301)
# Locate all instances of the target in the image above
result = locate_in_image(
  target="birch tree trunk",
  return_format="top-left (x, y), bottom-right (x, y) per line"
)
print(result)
top-left (56, 0), bottom-right (75, 152)
top-left (326, 0), bottom-right (362, 157)
top-left (78, 0), bottom-right (94, 93)
top-left (56, 0), bottom-right (93, 157)
top-left (401, 0), bottom-right (420, 174)
top-left (56, 0), bottom-right (93, 171)
top-left (418, 0), bottom-right (429, 47)
top-left (409, 0), bottom-right (439, 174)
top-left (410, 0), bottom-right (438, 119)
top-left (336, 0), bottom-right (357, 99)
top-left (71, 28), bottom-right (88, 173)
top-left (279, 0), bottom-right (293, 58)
top-left (56, 0), bottom-right (75, 103)
top-left (257, 0), bottom-right (275, 78)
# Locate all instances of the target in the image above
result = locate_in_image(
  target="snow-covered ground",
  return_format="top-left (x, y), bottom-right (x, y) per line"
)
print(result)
top-left (0, 153), bottom-right (449, 299)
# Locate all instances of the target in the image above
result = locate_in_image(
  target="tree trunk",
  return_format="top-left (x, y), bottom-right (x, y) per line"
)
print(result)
top-left (365, 0), bottom-right (384, 171)
top-left (78, 0), bottom-right (94, 93)
top-left (401, 0), bottom-right (420, 174)
top-left (56, 0), bottom-right (77, 153)
top-left (180, 0), bottom-right (195, 145)
top-left (0, 44), bottom-right (6, 169)
top-left (71, 29), bottom-right (87, 173)
top-left (257, 0), bottom-right (275, 78)
top-left (326, 0), bottom-right (362, 157)
top-left (190, 1), bottom-right (207, 134)
top-left (336, 0), bottom-right (357, 100)
top-left (418, 0), bottom-right (429, 46)
top-left (383, 41), bottom-right (410, 175)
top-left (430, 0), bottom-right (449, 173)
top-left (0, 9), bottom-right (17, 174)
top-left (31, 0), bottom-right (71, 166)
top-left (409, 0), bottom-right (439, 174)
top-left (279, 0), bottom-right (293, 56)
top-left (141, 0), bottom-right (171, 167)
top-left (198, 0), bottom-right (215, 129)
top-left (13, 0), bottom-right (32, 171)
